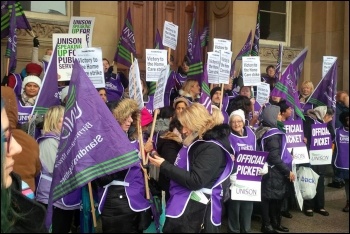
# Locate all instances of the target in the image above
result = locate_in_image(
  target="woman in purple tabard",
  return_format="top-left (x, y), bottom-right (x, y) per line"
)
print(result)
top-left (148, 103), bottom-right (234, 233)
top-left (334, 111), bottom-right (349, 212)
top-left (302, 106), bottom-right (335, 217)
top-left (227, 109), bottom-right (258, 233)
top-left (93, 98), bottom-right (151, 233)
top-left (35, 105), bottom-right (80, 232)
top-left (255, 105), bottom-right (295, 233)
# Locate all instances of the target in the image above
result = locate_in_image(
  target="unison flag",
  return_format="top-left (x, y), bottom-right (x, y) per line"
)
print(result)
top-left (306, 59), bottom-right (337, 127)
top-left (187, 6), bottom-right (197, 64)
top-left (250, 4), bottom-right (260, 56)
top-left (200, 24), bottom-right (209, 48)
top-left (230, 30), bottom-right (252, 76)
top-left (271, 64), bottom-right (305, 120)
top-left (114, 7), bottom-right (136, 67)
top-left (199, 65), bottom-right (212, 115)
top-left (187, 32), bottom-right (203, 82)
top-left (275, 44), bottom-right (283, 79)
top-left (31, 44), bottom-right (60, 116)
top-left (5, 2), bottom-right (16, 74)
top-left (48, 60), bottom-right (139, 204)
top-left (1, 1), bottom-right (31, 39)
top-left (291, 47), bottom-right (308, 83)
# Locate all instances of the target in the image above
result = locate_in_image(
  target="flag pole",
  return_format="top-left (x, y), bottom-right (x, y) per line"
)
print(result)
top-left (219, 84), bottom-right (224, 110)
top-left (88, 182), bottom-right (97, 227)
top-left (6, 57), bottom-right (10, 76)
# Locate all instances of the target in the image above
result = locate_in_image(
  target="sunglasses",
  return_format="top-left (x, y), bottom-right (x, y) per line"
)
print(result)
top-left (3, 128), bottom-right (12, 154)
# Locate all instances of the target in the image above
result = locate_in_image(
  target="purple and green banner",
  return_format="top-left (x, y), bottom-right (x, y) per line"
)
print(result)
top-left (271, 64), bottom-right (305, 120)
top-left (187, 32), bottom-right (203, 82)
top-left (49, 60), bottom-right (139, 204)
top-left (200, 24), bottom-right (209, 48)
top-left (1, 1), bottom-right (31, 39)
top-left (199, 65), bottom-right (212, 114)
top-left (31, 44), bottom-right (60, 116)
top-left (306, 59), bottom-right (337, 128)
top-left (114, 7), bottom-right (136, 68)
top-left (5, 2), bottom-right (16, 74)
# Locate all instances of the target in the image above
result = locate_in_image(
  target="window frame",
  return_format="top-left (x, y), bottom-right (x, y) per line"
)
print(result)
top-left (21, 1), bottom-right (73, 23)
top-left (259, 1), bottom-right (292, 47)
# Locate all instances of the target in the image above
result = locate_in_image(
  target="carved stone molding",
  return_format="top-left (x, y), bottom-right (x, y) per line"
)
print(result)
top-left (17, 22), bottom-right (68, 41)
top-left (259, 45), bottom-right (303, 66)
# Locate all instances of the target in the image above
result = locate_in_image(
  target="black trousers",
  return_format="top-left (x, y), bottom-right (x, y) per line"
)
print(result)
top-left (51, 207), bottom-right (76, 233)
top-left (261, 199), bottom-right (283, 227)
top-left (304, 174), bottom-right (325, 211)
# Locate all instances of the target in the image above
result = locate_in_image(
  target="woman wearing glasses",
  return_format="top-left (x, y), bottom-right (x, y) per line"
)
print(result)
top-left (1, 99), bottom-right (47, 233)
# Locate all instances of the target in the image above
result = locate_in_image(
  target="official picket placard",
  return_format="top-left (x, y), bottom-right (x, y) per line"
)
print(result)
top-left (242, 56), bottom-right (261, 86)
top-left (128, 59), bottom-right (144, 109)
top-left (284, 120), bottom-right (310, 164)
top-left (162, 21), bottom-right (178, 50)
top-left (53, 34), bottom-right (88, 81)
top-left (231, 150), bottom-right (268, 202)
top-left (75, 47), bottom-right (105, 88)
top-left (207, 52), bottom-right (220, 84)
top-left (153, 65), bottom-right (170, 110)
top-left (256, 82), bottom-right (270, 105)
top-left (145, 49), bottom-right (167, 82)
top-left (309, 123), bottom-right (332, 165)
top-left (322, 56), bottom-right (337, 78)
top-left (219, 50), bottom-right (232, 84)
top-left (68, 17), bottom-right (95, 47)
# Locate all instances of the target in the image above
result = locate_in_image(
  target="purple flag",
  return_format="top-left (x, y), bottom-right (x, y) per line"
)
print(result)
top-left (200, 24), bottom-right (209, 48)
top-left (31, 44), bottom-right (60, 116)
top-left (186, 6), bottom-right (197, 64)
top-left (48, 60), bottom-right (140, 204)
top-left (271, 64), bottom-right (305, 120)
top-left (275, 44), bottom-right (283, 79)
top-left (250, 4), bottom-right (260, 56)
top-left (1, 1), bottom-right (32, 39)
top-left (5, 2), bottom-right (16, 74)
top-left (187, 32), bottom-right (203, 82)
top-left (290, 47), bottom-right (308, 83)
top-left (199, 65), bottom-right (212, 114)
top-left (306, 59), bottom-right (337, 128)
top-left (154, 28), bottom-right (164, 50)
top-left (230, 30), bottom-right (252, 76)
top-left (114, 7), bottom-right (136, 67)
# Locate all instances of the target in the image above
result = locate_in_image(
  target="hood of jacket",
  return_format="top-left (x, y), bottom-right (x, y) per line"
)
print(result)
top-left (259, 105), bottom-right (280, 128)
top-left (1, 86), bottom-right (19, 129)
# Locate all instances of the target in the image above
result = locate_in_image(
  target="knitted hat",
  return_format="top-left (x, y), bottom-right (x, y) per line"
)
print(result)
top-left (61, 86), bottom-right (69, 103)
top-left (25, 63), bottom-right (43, 76)
top-left (210, 86), bottom-right (221, 100)
top-left (173, 97), bottom-right (190, 109)
top-left (22, 75), bottom-right (41, 91)
top-left (141, 108), bottom-right (153, 127)
top-left (314, 106), bottom-right (328, 120)
top-left (229, 109), bottom-right (245, 124)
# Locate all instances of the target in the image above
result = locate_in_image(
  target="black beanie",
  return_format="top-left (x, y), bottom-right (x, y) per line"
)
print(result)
top-left (210, 86), bottom-right (221, 99)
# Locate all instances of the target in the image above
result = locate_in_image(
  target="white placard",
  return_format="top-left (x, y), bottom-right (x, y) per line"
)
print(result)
top-left (75, 47), bottom-right (105, 88)
top-left (213, 38), bottom-right (231, 53)
top-left (256, 82), bottom-right (270, 105)
top-left (219, 50), bottom-right (232, 84)
top-left (53, 34), bottom-right (88, 81)
top-left (230, 180), bottom-right (262, 202)
top-left (128, 59), bottom-right (144, 109)
top-left (289, 146), bottom-right (310, 164)
top-left (309, 149), bottom-right (333, 165)
top-left (145, 49), bottom-right (168, 82)
top-left (207, 52), bottom-right (220, 84)
top-left (322, 56), bottom-right (337, 78)
top-left (68, 17), bottom-right (95, 47)
top-left (153, 65), bottom-right (170, 110)
top-left (162, 21), bottom-right (178, 50)
top-left (242, 56), bottom-right (261, 86)
top-left (292, 163), bottom-right (303, 211)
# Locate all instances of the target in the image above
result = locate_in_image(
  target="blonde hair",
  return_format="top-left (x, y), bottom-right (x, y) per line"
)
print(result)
top-left (181, 78), bottom-right (199, 96)
top-left (177, 103), bottom-right (215, 139)
top-left (211, 105), bottom-right (224, 125)
top-left (43, 105), bottom-right (65, 135)
top-left (300, 81), bottom-right (314, 93)
top-left (112, 98), bottom-right (140, 139)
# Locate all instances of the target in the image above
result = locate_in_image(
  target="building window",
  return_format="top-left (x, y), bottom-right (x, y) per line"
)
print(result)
top-left (259, 1), bottom-right (291, 46)
top-left (19, 1), bottom-right (72, 22)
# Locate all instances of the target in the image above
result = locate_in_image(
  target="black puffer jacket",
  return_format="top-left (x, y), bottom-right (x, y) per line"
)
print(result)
top-left (255, 105), bottom-right (290, 200)
top-left (160, 124), bottom-right (233, 190)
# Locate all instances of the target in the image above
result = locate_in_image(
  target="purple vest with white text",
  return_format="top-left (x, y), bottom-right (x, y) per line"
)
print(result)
top-left (166, 140), bottom-right (234, 226)
top-left (334, 127), bottom-right (349, 170)
top-left (229, 126), bottom-right (256, 155)
top-left (105, 74), bottom-right (125, 102)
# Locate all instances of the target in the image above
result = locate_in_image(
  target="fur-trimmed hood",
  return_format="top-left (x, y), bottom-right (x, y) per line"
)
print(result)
top-left (179, 89), bottom-right (200, 101)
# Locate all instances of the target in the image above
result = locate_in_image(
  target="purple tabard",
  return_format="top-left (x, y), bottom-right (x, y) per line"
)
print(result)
top-left (105, 74), bottom-right (125, 102)
top-left (229, 126), bottom-right (256, 154)
top-left (334, 127), bottom-right (349, 169)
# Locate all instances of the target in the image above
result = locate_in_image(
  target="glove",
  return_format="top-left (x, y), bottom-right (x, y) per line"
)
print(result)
top-left (258, 162), bottom-right (269, 175)
top-left (33, 37), bottom-right (40, 47)
top-left (107, 66), bottom-right (113, 74)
